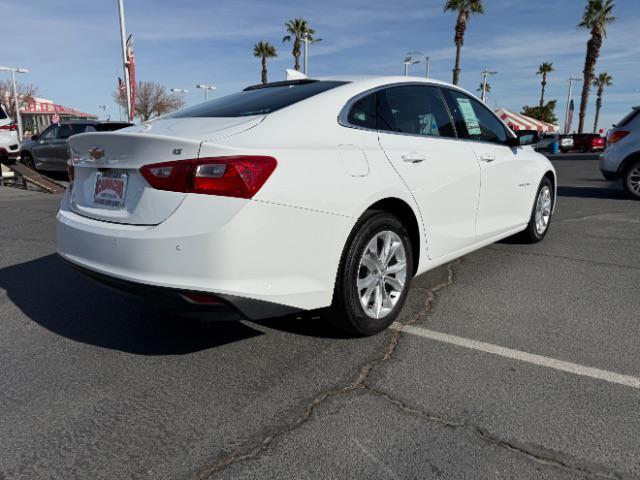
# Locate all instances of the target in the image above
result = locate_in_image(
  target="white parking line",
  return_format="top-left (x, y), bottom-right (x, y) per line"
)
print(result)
top-left (391, 324), bottom-right (640, 390)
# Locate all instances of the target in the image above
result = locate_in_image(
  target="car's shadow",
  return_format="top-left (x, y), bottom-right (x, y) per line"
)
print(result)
top-left (557, 185), bottom-right (631, 200)
top-left (0, 255), bottom-right (265, 355)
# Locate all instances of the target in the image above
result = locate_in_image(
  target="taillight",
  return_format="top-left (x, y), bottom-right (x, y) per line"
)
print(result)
top-left (140, 156), bottom-right (277, 199)
top-left (0, 123), bottom-right (17, 131)
top-left (607, 130), bottom-right (630, 144)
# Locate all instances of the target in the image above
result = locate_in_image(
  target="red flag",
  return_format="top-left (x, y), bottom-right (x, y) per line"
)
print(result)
top-left (564, 99), bottom-right (574, 134)
top-left (126, 35), bottom-right (136, 121)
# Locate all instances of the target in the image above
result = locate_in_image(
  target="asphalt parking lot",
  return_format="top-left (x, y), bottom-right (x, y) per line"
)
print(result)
top-left (1, 154), bottom-right (638, 480)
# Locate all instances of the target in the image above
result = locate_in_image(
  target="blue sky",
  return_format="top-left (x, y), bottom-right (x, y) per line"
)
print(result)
top-left (2, 0), bottom-right (638, 130)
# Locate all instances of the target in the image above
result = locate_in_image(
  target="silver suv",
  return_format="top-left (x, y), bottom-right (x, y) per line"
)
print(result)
top-left (600, 106), bottom-right (640, 199)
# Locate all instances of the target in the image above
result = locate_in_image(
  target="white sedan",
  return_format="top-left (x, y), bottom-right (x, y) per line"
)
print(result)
top-left (57, 76), bottom-right (555, 336)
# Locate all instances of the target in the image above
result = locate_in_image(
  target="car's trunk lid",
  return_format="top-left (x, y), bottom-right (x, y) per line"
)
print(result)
top-left (67, 116), bottom-right (263, 225)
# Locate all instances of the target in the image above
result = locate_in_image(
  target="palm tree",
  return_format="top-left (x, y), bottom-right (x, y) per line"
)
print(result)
top-left (577, 0), bottom-right (615, 133)
top-left (477, 82), bottom-right (491, 94)
top-left (444, 0), bottom-right (484, 85)
top-left (282, 18), bottom-right (318, 72)
top-left (253, 41), bottom-right (277, 84)
top-left (592, 72), bottom-right (613, 133)
top-left (536, 62), bottom-right (554, 107)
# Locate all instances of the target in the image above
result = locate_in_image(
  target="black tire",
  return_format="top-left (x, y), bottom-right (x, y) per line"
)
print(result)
top-left (579, 145), bottom-right (587, 153)
top-left (21, 152), bottom-right (36, 170)
top-left (622, 158), bottom-right (640, 200)
top-left (326, 211), bottom-right (414, 337)
top-left (514, 177), bottom-right (554, 243)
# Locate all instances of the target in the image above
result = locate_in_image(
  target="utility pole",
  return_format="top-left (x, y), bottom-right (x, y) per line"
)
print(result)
top-left (0, 66), bottom-right (29, 142)
top-left (480, 67), bottom-right (497, 103)
top-left (117, 0), bottom-right (132, 120)
top-left (196, 84), bottom-right (216, 101)
top-left (564, 76), bottom-right (581, 134)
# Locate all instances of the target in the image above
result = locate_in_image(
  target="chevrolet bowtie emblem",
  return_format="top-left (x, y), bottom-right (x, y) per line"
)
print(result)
top-left (89, 147), bottom-right (105, 160)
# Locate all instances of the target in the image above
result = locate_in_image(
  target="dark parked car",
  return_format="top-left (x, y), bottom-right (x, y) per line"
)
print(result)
top-left (572, 133), bottom-right (606, 153)
top-left (19, 120), bottom-right (133, 172)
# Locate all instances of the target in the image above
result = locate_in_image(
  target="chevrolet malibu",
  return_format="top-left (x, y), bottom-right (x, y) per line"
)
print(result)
top-left (57, 76), bottom-right (556, 336)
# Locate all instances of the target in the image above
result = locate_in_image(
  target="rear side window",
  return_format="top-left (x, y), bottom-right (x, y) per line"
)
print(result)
top-left (377, 85), bottom-right (456, 138)
top-left (57, 124), bottom-right (94, 139)
top-left (170, 80), bottom-right (347, 118)
top-left (0, 105), bottom-right (7, 119)
top-left (346, 93), bottom-right (377, 129)
top-left (616, 108), bottom-right (639, 128)
top-left (443, 89), bottom-right (507, 143)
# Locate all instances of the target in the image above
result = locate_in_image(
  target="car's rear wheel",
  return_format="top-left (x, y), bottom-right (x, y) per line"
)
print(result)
top-left (515, 177), bottom-right (554, 243)
top-left (623, 159), bottom-right (640, 200)
top-left (327, 211), bottom-right (413, 336)
top-left (21, 153), bottom-right (36, 170)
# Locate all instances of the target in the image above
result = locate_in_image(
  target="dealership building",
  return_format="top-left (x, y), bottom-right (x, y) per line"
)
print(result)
top-left (19, 97), bottom-right (97, 135)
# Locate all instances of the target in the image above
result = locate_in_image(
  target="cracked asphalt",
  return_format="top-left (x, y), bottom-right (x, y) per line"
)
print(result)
top-left (1, 155), bottom-right (639, 480)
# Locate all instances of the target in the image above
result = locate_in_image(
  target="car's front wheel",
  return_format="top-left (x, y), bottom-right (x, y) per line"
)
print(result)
top-left (515, 177), bottom-right (554, 243)
top-left (623, 159), bottom-right (640, 200)
top-left (327, 211), bottom-right (413, 336)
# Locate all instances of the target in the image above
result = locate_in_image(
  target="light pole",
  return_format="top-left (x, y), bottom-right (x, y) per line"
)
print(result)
top-left (564, 76), bottom-right (581, 134)
top-left (171, 88), bottom-right (189, 106)
top-left (0, 66), bottom-right (29, 142)
top-left (98, 104), bottom-right (109, 120)
top-left (406, 51), bottom-right (430, 78)
top-left (480, 67), bottom-right (497, 103)
top-left (117, 0), bottom-right (132, 121)
top-left (402, 56), bottom-right (419, 76)
top-left (196, 84), bottom-right (216, 101)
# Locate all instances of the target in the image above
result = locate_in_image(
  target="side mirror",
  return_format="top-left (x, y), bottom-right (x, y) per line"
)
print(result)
top-left (507, 131), bottom-right (537, 147)
top-left (31, 134), bottom-right (39, 141)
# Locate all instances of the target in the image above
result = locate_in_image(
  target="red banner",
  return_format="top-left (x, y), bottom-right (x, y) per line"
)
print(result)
top-left (127, 35), bottom-right (136, 121)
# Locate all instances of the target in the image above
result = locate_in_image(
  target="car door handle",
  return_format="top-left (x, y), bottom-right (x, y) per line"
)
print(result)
top-left (479, 154), bottom-right (496, 162)
top-left (401, 152), bottom-right (426, 163)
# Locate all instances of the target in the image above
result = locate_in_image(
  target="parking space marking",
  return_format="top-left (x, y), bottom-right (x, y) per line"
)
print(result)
top-left (391, 324), bottom-right (640, 389)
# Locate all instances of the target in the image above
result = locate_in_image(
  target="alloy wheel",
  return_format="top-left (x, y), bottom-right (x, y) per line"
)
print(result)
top-left (356, 230), bottom-right (407, 319)
top-left (534, 185), bottom-right (552, 235)
top-left (627, 166), bottom-right (640, 196)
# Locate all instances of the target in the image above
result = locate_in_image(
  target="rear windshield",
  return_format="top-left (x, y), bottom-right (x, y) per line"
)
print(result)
top-left (615, 108), bottom-right (639, 128)
top-left (95, 122), bottom-right (132, 132)
top-left (170, 80), bottom-right (348, 118)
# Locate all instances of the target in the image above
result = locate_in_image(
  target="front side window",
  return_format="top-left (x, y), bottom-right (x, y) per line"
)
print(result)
top-left (377, 85), bottom-right (456, 138)
top-left (170, 80), bottom-right (348, 118)
top-left (443, 89), bottom-right (507, 144)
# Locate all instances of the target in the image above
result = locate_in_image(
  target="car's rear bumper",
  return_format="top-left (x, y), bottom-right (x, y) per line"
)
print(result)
top-left (61, 256), bottom-right (300, 320)
top-left (56, 188), bottom-right (354, 313)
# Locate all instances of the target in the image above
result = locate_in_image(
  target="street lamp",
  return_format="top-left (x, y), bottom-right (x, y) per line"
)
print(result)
top-left (402, 56), bottom-right (419, 76)
top-left (98, 104), bottom-right (109, 120)
top-left (0, 66), bottom-right (30, 141)
top-left (301, 33), bottom-right (322, 75)
top-left (196, 84), bottom-right (216, 101)
top-left (406, 51), bottom-right (430, 78)
top-left (480, 67), bottom-right (497, 103)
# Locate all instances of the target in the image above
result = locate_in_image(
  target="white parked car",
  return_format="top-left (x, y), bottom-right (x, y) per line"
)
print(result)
top-left (57, 76), bottom-right (556, 336)
top-left (0, 104), bottom-right (20, 160)
top-left (535, 132), bottom-right (573, 153)
top-left (599, 106), bottom-right (640, 199)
